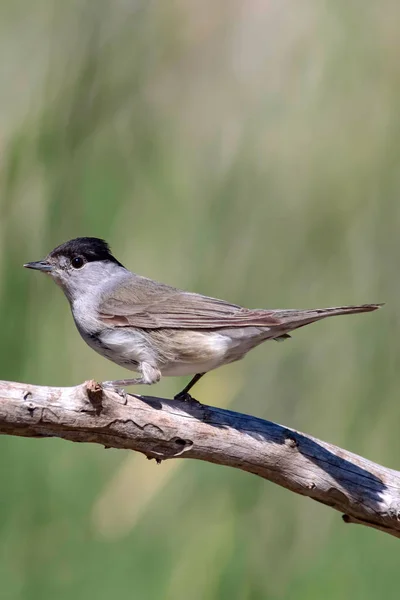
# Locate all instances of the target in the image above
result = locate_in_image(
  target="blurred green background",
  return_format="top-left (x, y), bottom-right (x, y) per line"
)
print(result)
top-left (0, 1), bottom-right (399, 598)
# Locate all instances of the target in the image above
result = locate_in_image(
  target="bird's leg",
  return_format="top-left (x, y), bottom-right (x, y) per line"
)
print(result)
top-left (102, 363), bottom-right (161, 398)
top-left (174, 373), bottom-right (205, 403)
top-left (102, 377), bottom-right (148, 401)
top-left (102, 377), bottom-right (148, 387)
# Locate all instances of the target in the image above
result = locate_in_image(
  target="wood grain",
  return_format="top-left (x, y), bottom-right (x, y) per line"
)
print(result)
top-left (1, 379), bottom-right (399, 537)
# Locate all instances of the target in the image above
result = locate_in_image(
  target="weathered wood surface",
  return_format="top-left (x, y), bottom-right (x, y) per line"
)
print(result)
top-left (0, 379), bottom-right (399, 537)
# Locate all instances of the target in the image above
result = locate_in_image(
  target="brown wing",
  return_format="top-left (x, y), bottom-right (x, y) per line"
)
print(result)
top-left (98, 276), bottom-right (280, 330)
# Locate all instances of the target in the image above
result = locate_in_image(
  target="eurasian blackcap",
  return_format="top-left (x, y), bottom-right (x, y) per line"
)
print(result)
top-left (24, 237), bottom-right (382, 401)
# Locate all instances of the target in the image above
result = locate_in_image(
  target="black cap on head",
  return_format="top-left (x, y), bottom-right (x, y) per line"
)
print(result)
top-left (50, 237), bottom-right (124, 266)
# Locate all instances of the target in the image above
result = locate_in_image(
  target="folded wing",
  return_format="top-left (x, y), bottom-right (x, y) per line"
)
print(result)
top-left (98, 276), bottom-right (281, 329)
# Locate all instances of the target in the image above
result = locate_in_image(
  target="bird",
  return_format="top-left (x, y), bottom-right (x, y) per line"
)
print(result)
top-left (24, 237), bottom-right (382, 401)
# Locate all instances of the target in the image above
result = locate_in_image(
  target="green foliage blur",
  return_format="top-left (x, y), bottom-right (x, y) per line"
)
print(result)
top-left (1, 1), bottom-right (399, 598)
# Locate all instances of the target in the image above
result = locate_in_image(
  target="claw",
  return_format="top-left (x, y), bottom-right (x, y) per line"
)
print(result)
top-left (174, 391), bottom-right (201, 405)
top-left (102, 382), bottom-right (127, 402)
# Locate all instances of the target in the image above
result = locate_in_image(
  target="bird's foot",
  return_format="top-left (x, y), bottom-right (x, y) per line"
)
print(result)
top-left (101, 381), bottom-right (128, 401)
top-left (173, 391), bottom-right (201, 405)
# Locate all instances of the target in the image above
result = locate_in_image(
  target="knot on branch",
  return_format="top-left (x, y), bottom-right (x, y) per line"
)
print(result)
top-left (145, 436), bottom-right (194, 462)
top-left (388, 501), bottom-right (400, 521)
top-left (283, 430), bottom-right (299, 448)
top-left (84, 380), bottom-right (103, 415)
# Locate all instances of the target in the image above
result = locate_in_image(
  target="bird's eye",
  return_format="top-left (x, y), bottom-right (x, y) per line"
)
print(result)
top-left (71, 256), bottom-right (85, 269)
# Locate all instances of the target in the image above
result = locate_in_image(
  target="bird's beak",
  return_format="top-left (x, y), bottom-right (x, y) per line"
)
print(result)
top-left (23, 260), bottom-right (53, 273)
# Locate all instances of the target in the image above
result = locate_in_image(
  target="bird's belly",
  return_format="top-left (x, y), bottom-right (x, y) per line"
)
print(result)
top-left (156, 330), bottom-right (235, 376)
top-left (77, 322), bottom-right (264, 376)
top-left (159, 327), bottom-right (272, 376)
top-left (80, 328), bottom-right (146, 372)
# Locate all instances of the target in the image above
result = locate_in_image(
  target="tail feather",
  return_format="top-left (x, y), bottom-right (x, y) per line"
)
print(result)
top-left (276, 303), bottom-right (383, 331)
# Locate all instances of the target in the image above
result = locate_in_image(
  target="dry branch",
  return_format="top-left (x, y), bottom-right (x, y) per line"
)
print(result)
top-left (1, 379), bottom-right (400, 537)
